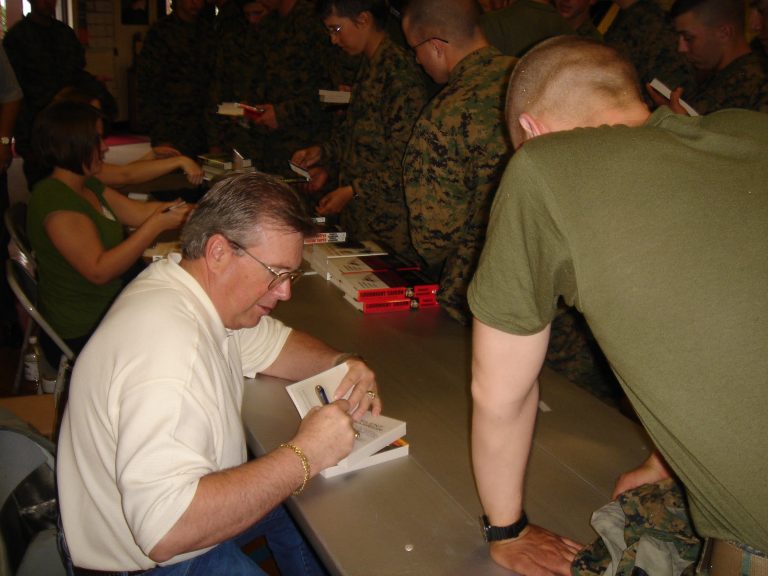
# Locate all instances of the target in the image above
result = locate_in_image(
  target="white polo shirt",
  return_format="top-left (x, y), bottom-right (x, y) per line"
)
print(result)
top-left (57, 258), bottom-right (292, 571)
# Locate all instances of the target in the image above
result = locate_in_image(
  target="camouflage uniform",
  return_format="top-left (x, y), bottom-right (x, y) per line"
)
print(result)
top-left (481, 0), bottom-right (574, 57)
top-left (137, 13), bottom-right (216, 157)
top-left (2, 15), bottom-right (106, 181)
top-left (206, 23), bottom-right (265, 157)
top-left (751, 37), bottom-right (768, 72)
top-left (214, 0), bottom-right (247, 41)
top-left (572, 478), bottom-right (702, 576)
top-left (687, 52), bottom-right (768, 115)
top-left (321, 35), bottom-right (428, 258)
top-left (604, 0), bottom-right (695, 95)
top-left (403, 46), bottom-right (514, 324)
top-left (251, 0), bottom-right (336, 176)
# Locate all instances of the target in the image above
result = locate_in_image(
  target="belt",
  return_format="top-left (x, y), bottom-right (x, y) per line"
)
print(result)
top-left (698, 538), bottom-right (768, 576)
top-left (72, 567), bottom-right (147, 576)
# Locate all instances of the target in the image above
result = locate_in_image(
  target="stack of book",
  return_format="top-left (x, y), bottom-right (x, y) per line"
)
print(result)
top-left (286, 364), bottom-right (408, 478)
top-left (304, 224), bottom-right (347, 245)
top-left (198, 152), bottom-right (254, 182)
top-left (331, 255), bottom-right (439, 314)
top-left (304, 240), bottom-right (388, 280)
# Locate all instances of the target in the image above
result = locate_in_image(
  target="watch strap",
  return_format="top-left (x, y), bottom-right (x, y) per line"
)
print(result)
top-left (481, 511), bottom-right (529, 542)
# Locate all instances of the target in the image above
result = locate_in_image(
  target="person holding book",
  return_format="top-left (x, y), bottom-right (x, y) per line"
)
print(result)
top-left (26, 100), bottom-right (193, 364)
top-left (57, 171), bottom-right (381, 574)
top-left (655, 0), bottom-right (768, 114)
top-left (290, 0), bottom-right (428, 259)
top-left (468, 36), bottom-right (768, 574)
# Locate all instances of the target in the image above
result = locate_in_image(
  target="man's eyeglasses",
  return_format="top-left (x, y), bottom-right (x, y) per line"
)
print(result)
top-left (326, 24), bottom-right (343, 36)
top-left (411, 36), bottom-right (449, 50)
top-left (228, 239), bottom-right (303, 290)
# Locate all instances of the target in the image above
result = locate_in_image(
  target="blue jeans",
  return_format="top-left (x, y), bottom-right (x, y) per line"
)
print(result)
top-left (61, 505), bottom-right (325, 576)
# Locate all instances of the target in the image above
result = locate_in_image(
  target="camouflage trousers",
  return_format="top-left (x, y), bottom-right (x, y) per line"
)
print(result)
top-left (572, 478), bottom-right (702, 576)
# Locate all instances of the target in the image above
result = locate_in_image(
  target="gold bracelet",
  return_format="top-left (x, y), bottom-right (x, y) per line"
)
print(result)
top-left (280, 442), bottom-right (310, 495)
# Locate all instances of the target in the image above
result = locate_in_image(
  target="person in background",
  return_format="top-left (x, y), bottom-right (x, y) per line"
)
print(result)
top-left (479, 0), bottom-right (574, 57)
top-left (554, 0), bottom-right (603, 39)
top-left (53, 85), bottom-right (204, 188)
top-left (658, 0), bottom-right (768, 114)
top-left (400, 0), bottom-right (514, 324)
top-left (603, 0), bottom-right (695, 101)
top-left (26, 101), bottom-right (192, 365)
top-left (137, 0), bottom-right (216, 158)
top-left (3, 0), bottom-right (115, 191)
top-left (469, 36), bottom-right (767, 575)
top-left (241, 0), bottom-right (338, 176)
top-left (749, 0), bottom-right (768, 66)
top-left (291, 0), bottom-right (427, 257)
top-left (0, 45), bottom-right (23, 347)
top-left (58, 171), bottom-right (381, 574)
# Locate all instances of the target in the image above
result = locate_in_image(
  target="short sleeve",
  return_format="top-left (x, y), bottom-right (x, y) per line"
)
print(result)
top-left (237, 316), bottom-right (292, 377)
top-left (468, 148), bottom-right (576, 335)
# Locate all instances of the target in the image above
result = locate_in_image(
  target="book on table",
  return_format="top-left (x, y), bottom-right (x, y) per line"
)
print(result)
top-left (303, 224), bottom-right (347, 245)
top-left (285, 364), bottom-right (407, 475)
top-left (342, 293), bottom-right (438, 314)
top-left (304, 240), bottom-right (388, 279)
top-left (332, 267), bottom-right (439, 303)
top-left (318, 89), bottom-right (351, 104)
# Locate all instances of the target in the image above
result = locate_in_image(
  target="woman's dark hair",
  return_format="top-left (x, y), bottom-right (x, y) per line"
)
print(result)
top-left (316, 0), bottom-right (390, 30)
top-left (31, 100), bottom-right (104, 176)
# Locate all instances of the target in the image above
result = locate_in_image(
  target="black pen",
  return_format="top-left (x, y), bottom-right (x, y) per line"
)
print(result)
top-left (315, 385), bottom-right (330, 405)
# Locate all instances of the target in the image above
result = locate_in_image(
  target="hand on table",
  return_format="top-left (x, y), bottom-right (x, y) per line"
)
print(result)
top-left (316, 185), bottom-right (353, 216)
top-left (293, 399), bottom-right (357, 472)
top-left (489, 524), bottom-right (582, 575)
top-left (334, 357), bottom-right (381, 420)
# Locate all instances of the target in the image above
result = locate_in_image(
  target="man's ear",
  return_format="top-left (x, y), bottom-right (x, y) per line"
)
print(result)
top-left (518, 112), bottom-right (549, 142)
top-left (205, 234), bottom-right (231, 272)
top-left (716, 22), bottom-right (735, 41)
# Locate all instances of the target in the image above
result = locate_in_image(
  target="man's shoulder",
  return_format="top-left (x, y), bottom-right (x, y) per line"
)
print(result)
top-left (694, 53), bottom-right (768, 113)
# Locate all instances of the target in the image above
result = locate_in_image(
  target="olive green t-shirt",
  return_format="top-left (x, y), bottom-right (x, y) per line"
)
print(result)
top-left (469, 107), bottom-right (768, 551)
top-left (27, 177), bottom-right (124, 340)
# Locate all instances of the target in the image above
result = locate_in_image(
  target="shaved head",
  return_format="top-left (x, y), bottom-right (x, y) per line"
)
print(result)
top-left (670, 0), bottom-right (746, 27)
top-left (402, 0), bottom-right (482, 47)
top-left (506, 36), bottom-right (644, 147)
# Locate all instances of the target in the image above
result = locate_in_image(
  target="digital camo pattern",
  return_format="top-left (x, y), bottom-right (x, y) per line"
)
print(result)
top-left (251, 0), bottom-right (337, 175)
top-left (137, 13), bottom-right (216, 157)
top-left (321, 35), bottom-right (428, 258)
top-left (403, 46), bottom-right (514, 324)
top-left (604, 0), bottom-right (695, 95)
top-left (687, 52), bottom-right (768, 114)
top-left (572, 478), bottom-right (701, 576)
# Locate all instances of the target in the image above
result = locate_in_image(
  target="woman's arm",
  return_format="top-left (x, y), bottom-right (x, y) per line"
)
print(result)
top-left (97, 156), bottom-right (203, 188)
top-left (44, 201), bottom-right (190, 285)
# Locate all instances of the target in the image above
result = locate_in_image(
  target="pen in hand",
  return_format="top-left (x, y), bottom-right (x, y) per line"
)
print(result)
top-left (162, 201), bottom-right (187, 213)
top-left (315, 385), bottom-right (330, 405)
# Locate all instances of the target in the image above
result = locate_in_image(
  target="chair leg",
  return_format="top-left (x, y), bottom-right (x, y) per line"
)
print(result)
top-left (13, 316), bottom-right (36, 394)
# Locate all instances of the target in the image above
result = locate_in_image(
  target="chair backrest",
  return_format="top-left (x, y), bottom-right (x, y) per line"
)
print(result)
top-left (0, 410), bottom-right (64, 576)
top-left (5, 260), bottom-right (74, 363)
top-left (3, 205), bottom-right (33, 273)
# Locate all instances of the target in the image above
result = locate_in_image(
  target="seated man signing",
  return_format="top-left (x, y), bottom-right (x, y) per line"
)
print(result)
top-left (469, 37), bottom-right (768, 575)
top-left (57, 172), bottom-right (382, 574)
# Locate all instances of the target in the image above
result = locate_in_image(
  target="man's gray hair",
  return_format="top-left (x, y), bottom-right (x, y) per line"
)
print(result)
top-left (181, 172), bottom-right (315, 259)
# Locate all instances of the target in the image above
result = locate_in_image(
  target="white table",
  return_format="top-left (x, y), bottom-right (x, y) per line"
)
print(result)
top-left (242, 275), bottom-right (651, 575)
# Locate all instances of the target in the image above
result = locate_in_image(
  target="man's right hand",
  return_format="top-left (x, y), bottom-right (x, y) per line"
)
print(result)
top-left (293, 399), bottom-right (356, 473)
top-left (489, 525), bottom-right (582, 575)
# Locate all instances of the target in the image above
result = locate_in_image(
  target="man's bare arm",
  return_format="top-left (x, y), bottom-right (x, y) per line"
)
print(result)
top-left (471, 319), bottom-right (580, 575)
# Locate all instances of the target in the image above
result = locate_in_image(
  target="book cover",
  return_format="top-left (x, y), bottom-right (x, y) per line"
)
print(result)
top-left (320, 438), bottom-right (409, 478)
top-left (342, 294), bottom-right (439, 314)
top-left (303, 224), bottom-right (348, 245)
top-left (306, 240), bottom-right (388, 278)
top-left (285, 364), bottom-right (406, 467)
top-left (217, 102), bottom-right (244, 116)
top-left (318, 89), bottom-right (352, 104)
top-left (326, 254), bottom-right (421, 278)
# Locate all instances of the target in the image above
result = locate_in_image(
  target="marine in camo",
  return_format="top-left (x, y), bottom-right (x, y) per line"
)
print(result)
top-left (320, 34), bottom-right (428, 258)
top-left (137, 0), bottom-right (217, 157)
top-left (402, 2), bottom-right (515, 324)
top-left (604, 0), bottom-right (695, 97)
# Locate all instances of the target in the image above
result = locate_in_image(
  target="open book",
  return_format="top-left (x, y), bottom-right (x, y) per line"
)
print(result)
top-left (285, 364), bottom-right (407, 475)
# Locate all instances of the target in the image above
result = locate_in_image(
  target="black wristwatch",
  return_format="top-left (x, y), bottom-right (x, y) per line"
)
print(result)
top-left (480, 511), bottom-right (529, 542)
